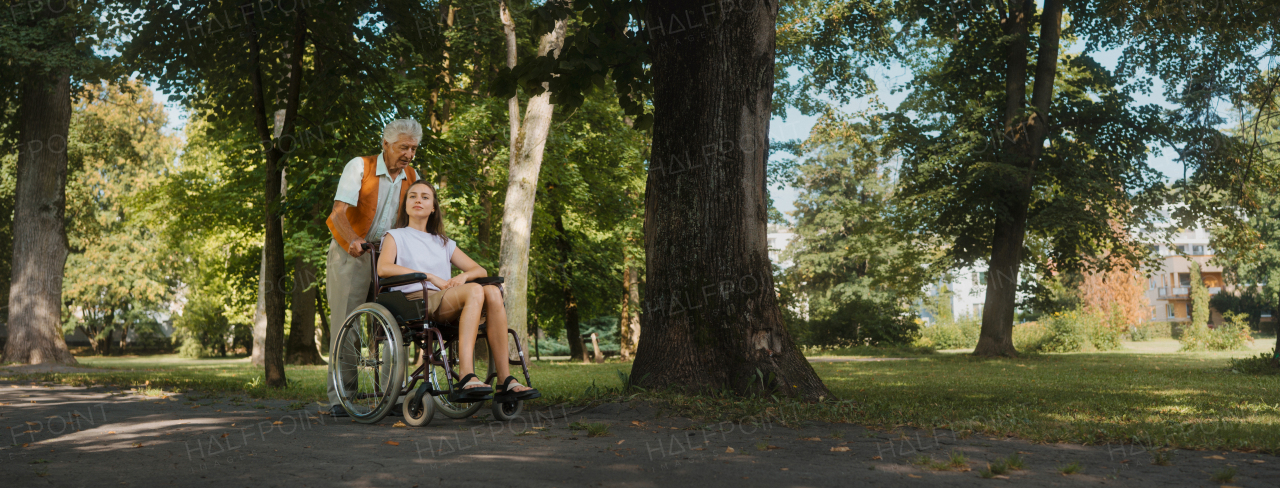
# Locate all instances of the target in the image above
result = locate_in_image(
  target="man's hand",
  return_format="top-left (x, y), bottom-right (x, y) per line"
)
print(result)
top-left (441, 275), bottom-right (467, 290)
top-left (347, 238), bottom-right (368, 258)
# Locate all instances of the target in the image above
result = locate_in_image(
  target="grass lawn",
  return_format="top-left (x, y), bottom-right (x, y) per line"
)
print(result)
top-left (7, 338), bottom-right (1278, 453)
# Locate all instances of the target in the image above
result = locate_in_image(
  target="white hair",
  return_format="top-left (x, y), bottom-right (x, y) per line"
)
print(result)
top-left (382, 118), bottom-right (423, 144)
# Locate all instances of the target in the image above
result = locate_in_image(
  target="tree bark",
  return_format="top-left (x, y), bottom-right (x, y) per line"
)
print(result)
top-left (619, 266), bottom-right (633, 360)
top-left (286, 256), bottom-right (324, 365)
top-left (619, 265), bottom-right (641, 361)
top-left (973, 0), bottom-right (1063, 357)
top-left (497, 16), bottom-right (568, 352)
top-left (630, 0), bottom-right (827, 400)
top-left (250, 248), bottom-right (270, 366)
top-left (2, 68), bottom-right (77, 365)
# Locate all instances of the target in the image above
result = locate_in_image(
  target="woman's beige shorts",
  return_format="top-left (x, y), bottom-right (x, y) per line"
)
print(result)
top-left (404, 290), bottom-right (444, 316)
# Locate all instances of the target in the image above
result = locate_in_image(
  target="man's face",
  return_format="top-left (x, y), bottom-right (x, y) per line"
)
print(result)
top-left (382, 133), bottom-right (418, 172)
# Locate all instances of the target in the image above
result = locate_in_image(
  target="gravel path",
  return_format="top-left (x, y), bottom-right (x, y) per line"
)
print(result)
top-left (1, 380), bottom-right (1274, 487)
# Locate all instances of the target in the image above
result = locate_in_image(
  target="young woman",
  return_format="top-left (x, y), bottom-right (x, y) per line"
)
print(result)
top-left (377, 179), bottom-right (538, 403)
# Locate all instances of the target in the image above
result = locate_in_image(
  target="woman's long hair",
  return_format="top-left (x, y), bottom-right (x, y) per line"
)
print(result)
top-left (396, 179), bottom-right (447, 242)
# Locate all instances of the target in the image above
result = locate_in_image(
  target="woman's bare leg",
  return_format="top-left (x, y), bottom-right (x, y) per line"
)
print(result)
top-left (481, 285), bottom-right (530, 392)
top-left (432, 283), bottom-right (486, 385)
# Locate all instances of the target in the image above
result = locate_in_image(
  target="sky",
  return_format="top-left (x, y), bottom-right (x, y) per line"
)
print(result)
top-left (150, 47), bottom-right (1201, 218)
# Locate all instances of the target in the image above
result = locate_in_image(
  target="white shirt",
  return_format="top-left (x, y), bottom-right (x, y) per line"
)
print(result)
top-left (384, 227), bottom-right (457, 293)
top-left (333, 153), bottom-right (410, 243)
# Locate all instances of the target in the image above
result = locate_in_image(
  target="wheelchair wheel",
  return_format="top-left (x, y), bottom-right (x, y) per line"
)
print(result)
top-left (491, 399), bottom-right (523, 421)
top-left (401, 383), bottom-right (435, 427)
top-left (429, 336), bottom-right (488, 419)
top-left (331, 303), bottom-right (405, 424)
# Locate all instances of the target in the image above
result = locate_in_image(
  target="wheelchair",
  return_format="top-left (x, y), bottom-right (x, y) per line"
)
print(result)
top-left (328, 242), bottom-right (533, 426)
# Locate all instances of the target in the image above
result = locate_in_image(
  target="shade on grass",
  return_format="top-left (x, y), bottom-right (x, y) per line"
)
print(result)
top-left (10, 339), bottom-right (1278, 453)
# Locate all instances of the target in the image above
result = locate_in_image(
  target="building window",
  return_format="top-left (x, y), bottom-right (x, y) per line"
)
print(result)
top-left (1166, 304), bottom-right (1175, 318)
top-left (971, 272), bottom-right (986, 286)
top-left (1152, 307), bottom-right (1157, 319)
top-left (1179, 273), bottom-right (1191, 287)
top-left (1176, 244), bottom-right (1187, 254)
top-left (1186, 303), bottom-right (1193, 317)
top-left (1192, 245), bottom-right (1205, 255)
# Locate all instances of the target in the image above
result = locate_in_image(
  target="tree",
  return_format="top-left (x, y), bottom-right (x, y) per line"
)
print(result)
top-left (2, 0), bottom-right (115, 364)
top-left (1189, 260), bottom-right (1210, 329)
top-left (1078, 245), bottom-right (1149, 329)
top-left (1211, 85), bottom-right (1280, 366)
top-left (496, 1), bottom-right (569, 351)
top-left (633, 1), bottom-right (826, 398)
top-left (879, 1), bottom-right (1169, 357)
top-left (60, 82), bottom-right (180, 355)
top-left (778, 110), bottom-right (934, 346)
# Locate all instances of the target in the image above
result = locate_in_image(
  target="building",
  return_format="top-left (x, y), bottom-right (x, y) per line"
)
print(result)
top-left (767, 224), bottom-right (796, 268)
top-left (1141, 226), bottom-right (1272, 326)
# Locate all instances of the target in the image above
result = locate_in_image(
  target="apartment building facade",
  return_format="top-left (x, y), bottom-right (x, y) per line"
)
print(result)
top-left (1142, 226), bottom-right (1272, 326)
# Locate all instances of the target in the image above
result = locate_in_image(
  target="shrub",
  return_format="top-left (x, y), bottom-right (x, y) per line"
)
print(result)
top-left (801, 297), bottom-right (921, 346)
top-left (1129, 325), bottom-right (1153, 341)
top-left (173, 295), bottom-right (231, 358)
top-left (1021, 309), bottom-right (1123, 353)
top-left (1180, 312), bottom-right (1254, 352)
top-left (1129, 321), bottom-right (1172, 341)
top-left (1012, 321), bottom-right (1051, 351)
top-left (1034, 311), bottom-right (1096, 353)
top-left (1228, 353), bottom-right (1279, 375)
top-left (916, 319), bottom-right (980, 350)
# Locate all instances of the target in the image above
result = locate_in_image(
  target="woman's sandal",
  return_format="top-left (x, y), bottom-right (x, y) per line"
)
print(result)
top-left (447, 373), bottom-right (493, 403)
top-left (494, 375), bottom-right (541, 403)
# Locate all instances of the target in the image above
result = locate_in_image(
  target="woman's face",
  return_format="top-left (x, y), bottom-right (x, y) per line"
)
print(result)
top-left (405, 184), bottom-right (434, 221)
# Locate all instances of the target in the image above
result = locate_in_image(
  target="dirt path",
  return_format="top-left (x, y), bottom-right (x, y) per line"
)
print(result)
top-left (1, 380), bottom-right (1274, 487)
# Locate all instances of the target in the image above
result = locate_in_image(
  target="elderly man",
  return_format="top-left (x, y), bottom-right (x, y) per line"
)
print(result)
top-left (325, 118), bottom-right (422, 417)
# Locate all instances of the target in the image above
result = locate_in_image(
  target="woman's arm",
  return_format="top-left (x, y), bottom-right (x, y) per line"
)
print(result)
top-left (439, 246), bottom-right (487, 289)
top-left (377, 235), bottom-right (447, 288)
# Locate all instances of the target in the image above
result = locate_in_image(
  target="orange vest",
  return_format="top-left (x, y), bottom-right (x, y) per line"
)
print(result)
top-left (327, 155), bottom-right (418, 250)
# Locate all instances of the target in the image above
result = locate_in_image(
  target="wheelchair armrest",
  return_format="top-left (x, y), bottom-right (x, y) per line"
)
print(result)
top-left (380, 273), bottom-right (429, 288)
top-left (467, 276), bottom-right (504, 285)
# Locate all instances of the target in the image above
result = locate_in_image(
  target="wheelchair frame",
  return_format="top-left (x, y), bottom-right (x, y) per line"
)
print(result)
top-left (330, 242), bottom-right (533, 425)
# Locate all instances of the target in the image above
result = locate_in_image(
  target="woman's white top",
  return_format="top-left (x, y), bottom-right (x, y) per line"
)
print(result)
top-left (383, 227), bottom-right (456, 293)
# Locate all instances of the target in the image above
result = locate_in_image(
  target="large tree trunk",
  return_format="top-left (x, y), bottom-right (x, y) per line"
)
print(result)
top-left (244, 9), bottom-right (308, 387)
top-left (973, 0), bottom-right (1063, 357)
top-left (286, 257), bottom-right (324, 365)
top-left (496, 15), bottom-right (568, 351)
top-left (2, 68), bottom-right (76, 365)
top-left (630, 0), bottom-right (827, 400)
